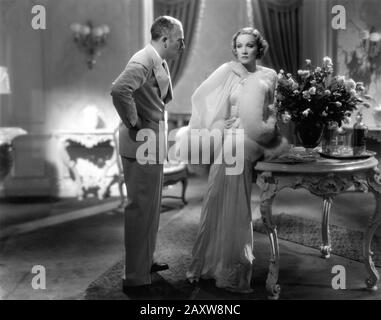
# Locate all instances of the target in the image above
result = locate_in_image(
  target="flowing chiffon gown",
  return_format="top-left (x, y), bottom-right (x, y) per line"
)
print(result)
top-left (183, 62), bottom-right (279, 293)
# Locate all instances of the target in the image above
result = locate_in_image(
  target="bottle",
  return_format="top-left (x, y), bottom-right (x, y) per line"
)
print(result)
top-left (336, 126), bottom-right (346, 154)
top-left (352, 112), bottom-right (368, 155)
top-left (322, 121), bottom-right (338, 155)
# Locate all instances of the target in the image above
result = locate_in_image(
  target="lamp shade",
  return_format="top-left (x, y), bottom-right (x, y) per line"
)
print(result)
top-left (0, 66), bottom-right (11, 94)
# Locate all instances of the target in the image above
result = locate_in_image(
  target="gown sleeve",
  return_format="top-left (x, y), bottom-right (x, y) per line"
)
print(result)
top-left (189, 63), bottom-right (234, 130)
top-left (176, 63), bottom-right (238, 163)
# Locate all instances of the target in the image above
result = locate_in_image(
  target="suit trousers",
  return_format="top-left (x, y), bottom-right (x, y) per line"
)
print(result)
top-left (121, 157), bottom-right (164, 286)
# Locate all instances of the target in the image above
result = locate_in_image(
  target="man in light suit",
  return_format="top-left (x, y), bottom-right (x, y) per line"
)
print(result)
top-left (111, 16), bottom-right (184, 294)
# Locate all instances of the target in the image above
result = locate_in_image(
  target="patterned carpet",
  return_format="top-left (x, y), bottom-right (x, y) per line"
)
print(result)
top-left (83, 208), bottom-right (381, 300)
top-left (252, 213), bottom-right (381, 267)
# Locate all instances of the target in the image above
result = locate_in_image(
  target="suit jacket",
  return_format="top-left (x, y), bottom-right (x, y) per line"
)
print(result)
top-left (111, 44), bottom-right (173, 162)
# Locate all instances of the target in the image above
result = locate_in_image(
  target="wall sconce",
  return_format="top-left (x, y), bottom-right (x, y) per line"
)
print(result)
top-left (70, 21), bottom-right (110, 69)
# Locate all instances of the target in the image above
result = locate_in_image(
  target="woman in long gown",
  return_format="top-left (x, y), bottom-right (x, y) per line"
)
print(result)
top-left (180, 28), bottom-right (287, 293)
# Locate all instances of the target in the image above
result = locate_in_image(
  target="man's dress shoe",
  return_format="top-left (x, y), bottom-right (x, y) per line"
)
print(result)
top-left (150, 262), bottom-right (169, 273)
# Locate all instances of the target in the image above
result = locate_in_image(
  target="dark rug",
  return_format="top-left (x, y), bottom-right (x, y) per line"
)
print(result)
top-left (83, 209), bottom-right (381, 300)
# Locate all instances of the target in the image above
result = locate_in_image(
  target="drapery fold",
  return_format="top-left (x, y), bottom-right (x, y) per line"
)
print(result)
top-left (154, 0), bottom-right (201, 86)
top-left (250, 0), bottom-right (303, 144)
top-left (251, 0), bottom-right (302, 74)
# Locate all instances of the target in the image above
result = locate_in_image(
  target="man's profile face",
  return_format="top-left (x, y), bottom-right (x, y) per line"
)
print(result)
top-left (166, 24), bottom-right (185, 60)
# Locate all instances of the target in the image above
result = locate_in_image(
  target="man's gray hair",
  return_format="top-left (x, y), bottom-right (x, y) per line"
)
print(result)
top-left (151, 16), bottom-right (181, 41)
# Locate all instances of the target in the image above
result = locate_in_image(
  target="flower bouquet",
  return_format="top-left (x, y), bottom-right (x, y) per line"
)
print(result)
top-left (275, 57), bottom-right (371, 148)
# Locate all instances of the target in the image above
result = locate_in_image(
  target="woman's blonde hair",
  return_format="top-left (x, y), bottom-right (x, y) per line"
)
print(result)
top-left (232, 27), bottom-right (269, 60)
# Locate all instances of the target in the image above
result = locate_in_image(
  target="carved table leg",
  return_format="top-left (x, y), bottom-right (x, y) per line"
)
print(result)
top-left (363, 187), bottom-right (381, 290)
top-left (260, 196), bottom-right (281, 300)
top-left (320, 197), bottom-right (333, 259)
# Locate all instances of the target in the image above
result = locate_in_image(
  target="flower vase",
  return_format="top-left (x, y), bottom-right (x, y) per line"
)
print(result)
top-left (295, 121), bottom-right (325, 151)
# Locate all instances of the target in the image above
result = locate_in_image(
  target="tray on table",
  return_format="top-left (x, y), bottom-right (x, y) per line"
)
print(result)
top-left (318, 150), bottom-right (376, 160)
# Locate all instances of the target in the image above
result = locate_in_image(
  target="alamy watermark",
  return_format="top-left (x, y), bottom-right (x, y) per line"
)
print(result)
top-left (31, 265), bottom-right (46, 290)
top-left (331, 265), bottom-right (346, 290)
top-left (331, 5), bottom-right (346, 30)
top-left (135, 123), bottom-right (245, 176)
top-left (31, 5), bottom-right (46, 30)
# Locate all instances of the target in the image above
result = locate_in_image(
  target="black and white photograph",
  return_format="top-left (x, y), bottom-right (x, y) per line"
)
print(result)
top-left (1, 0), bottom-right (381, 304)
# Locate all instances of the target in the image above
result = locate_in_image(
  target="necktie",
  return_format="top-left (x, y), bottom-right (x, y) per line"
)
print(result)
top-left (163, 60), bottom-right (172, 99)
top-left (161, 61), bottom-right (172, 101)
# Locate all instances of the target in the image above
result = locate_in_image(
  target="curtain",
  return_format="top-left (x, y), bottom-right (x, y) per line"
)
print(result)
top-left (154, 0), bottom-right (201, 86)
top-left (253, 0), bottom-right (303, 74)
top-left (251, 0), bottom-right (303, 144)
top-left (301, 0), bottom-right (336, 69)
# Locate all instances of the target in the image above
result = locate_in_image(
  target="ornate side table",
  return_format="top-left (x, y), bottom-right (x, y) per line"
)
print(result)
top-left (54, 130), bottom-right (118, 200)
top-left (254, 157), bottom-right (381, 300)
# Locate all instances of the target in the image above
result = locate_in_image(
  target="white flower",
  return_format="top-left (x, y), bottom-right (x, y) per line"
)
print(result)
top-left (370, 32), bottom-right (381, 42)
top-left (291, 81), bottom-right (299, 90)
top-left (315, 67), bottom-right (322, 72)
top-left (356, 82), bottom-right (365, 92)
top-left (335, 102), bottom-right (342, 107)
top-left (322, 111), bottom-right (328, 117)
top-left (324, 90), bottom-right (331, 95)
top-left (323, 56), bottom-right (333, 66)
top-left (302, 91), bottom-right (311, 99)
top-left (305, 59), bottom-right (311, 65)
top-left (297, 69), bottom-right (310, 77)
top-left (345, 79), bottom-right (356, 90)
top-left (308, 87), bottom-right (316, 95)
top-left (350, 89), bottom-right (357, 97)
top-left (302, 108), bottom-right (311, 117)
